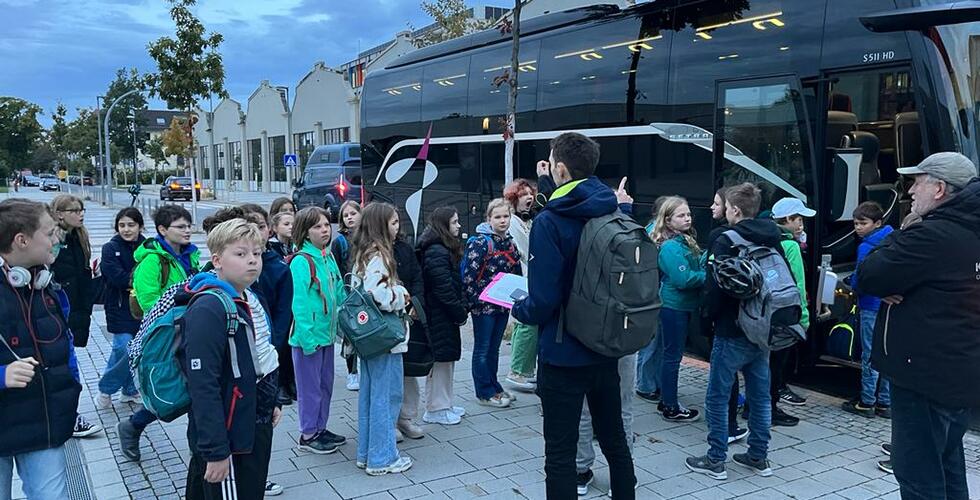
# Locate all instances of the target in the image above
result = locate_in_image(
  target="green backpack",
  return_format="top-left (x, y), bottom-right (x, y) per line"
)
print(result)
top-left (132, 287), bottom-right (241, 422)
top-left (337, 278), bottom-right (406, 360)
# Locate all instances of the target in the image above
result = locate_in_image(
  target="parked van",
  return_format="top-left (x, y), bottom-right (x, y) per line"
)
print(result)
top-left (292, 143), bottom-right (364, 219)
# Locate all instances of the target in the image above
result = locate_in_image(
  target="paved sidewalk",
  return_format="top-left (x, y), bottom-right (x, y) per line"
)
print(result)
top-left (66, 310), bottom-right (980, 500)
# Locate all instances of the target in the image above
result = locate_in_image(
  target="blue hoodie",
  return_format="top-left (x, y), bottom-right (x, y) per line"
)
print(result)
top-left (512, 177), bottom-right (632, 367)
top-left (853, 225), bottom-right (895, 312)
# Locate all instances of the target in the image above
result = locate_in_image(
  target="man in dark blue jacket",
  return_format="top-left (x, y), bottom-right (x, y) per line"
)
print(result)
top-left (512, 132), bottom-right (636, 499)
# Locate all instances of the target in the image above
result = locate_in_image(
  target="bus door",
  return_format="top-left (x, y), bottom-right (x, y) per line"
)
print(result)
top-left (814, 65), bottom-right (922, 267)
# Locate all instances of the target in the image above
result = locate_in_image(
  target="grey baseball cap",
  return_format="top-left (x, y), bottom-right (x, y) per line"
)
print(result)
top-left (896, 152), bottom-right (978, 189)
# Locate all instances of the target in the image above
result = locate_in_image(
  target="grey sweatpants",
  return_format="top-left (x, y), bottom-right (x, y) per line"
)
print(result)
top-left (576, 353), bottom-right (636, 473)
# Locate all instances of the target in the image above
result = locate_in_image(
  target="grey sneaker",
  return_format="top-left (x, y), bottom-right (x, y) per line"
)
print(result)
top-left (116, 420), bottom-right (142, 462)
top-left (733, 453), bottom-right (773, 477)
top-left (366, 456), bottom-right (413, 476)
top-left (685, 455), bottom-right (727, 480)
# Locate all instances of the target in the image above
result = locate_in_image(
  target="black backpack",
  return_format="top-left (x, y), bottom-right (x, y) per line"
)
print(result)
top-left (559, 210), bottom-right (661, 357)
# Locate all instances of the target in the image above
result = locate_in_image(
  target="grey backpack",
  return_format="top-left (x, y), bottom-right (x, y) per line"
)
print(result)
top-left (560, 210), bottom-right (661, 357)
top-left (723, 230), bottom-right (805, 351)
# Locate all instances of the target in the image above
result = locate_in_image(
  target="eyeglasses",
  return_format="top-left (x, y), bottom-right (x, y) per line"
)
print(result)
top-left (61, 208), bottom-right (85, 214)
top-left (169, 224), bottom-right (192, 231)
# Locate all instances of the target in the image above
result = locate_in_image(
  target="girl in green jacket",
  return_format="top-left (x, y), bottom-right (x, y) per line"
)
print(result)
top-left (288, 207), bottom-right (346, 455)
top-left (651, 196), bottom-right (705, 422)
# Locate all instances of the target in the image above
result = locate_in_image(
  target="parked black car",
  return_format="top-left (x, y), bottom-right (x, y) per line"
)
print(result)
top-left (160, 176), bottom-right (200, 201)
top-left (292, 143), bottom-right (364, 219)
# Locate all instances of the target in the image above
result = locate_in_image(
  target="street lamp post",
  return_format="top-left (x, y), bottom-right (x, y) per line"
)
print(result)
top-left (96, 96), bottom-right (105, 204)
top-left (130, 113), bottom-right (139, 185)
top-left (103, 88), bottom-right (142, 206)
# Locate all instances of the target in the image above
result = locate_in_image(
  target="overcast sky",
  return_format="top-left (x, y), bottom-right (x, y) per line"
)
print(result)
top-left (0, 0), bottom-right (443, 125)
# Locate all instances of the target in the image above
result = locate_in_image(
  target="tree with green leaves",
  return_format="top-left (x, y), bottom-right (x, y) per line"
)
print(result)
top-left (49, 103), bottom-right (69, 158)
top-left (413, 0), bottom-right (494, 47)
top-left (146, 0), bottom-right (226, 203)
top-left (0, 97), bottom-right (44, 179)
top-left (104, 67), bottom-right (150, 166)
top-left (144, 135), bottom-right (169, 183)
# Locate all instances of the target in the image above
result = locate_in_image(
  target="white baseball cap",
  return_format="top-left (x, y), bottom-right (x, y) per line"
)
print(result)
top-left (771, 197), bottom-right (816, 219)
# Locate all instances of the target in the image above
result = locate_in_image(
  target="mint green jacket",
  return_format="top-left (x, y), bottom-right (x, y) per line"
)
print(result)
top-left (658, 236), bottom-right (706, 312)
top-left (288, 240), bottom-right (345, 355)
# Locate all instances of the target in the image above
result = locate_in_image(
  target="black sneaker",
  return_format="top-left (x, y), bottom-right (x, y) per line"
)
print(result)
top-left (635, 390), bottom-right (661, 403)
top-left (318, 429), bottom-right (347, 445)
top-left (276, 393), bottom-right (293, 406)
top-left (72, 415), bottom-right (102, 438)
top-left (662, 406), bottom-right (700, 422)
top-left (299, 432), bottom-right (340, 454)
top-left (779, 387), bottom-right (807, 406)
top-left (727, 427), bottom-right (749, 444)
top-left (685, 455), bottom-right (727, 480)
top-left (576, 469), bottom-right (594, 496)
top-left (772, 407), bottom-right (799, 427)
top-left (842, 400), bottom-right (876, 418)
top-left (875, 405), bottom-right (891, 419)
top-left (265, 480), bottom-right (283, 496)
top-left (881, 442), bottom-right (891, 456)
top-left (116, 420), bottom-right (142, 462)
top-left (877, 459), bottom-right (893, 474)
top-left (733, 452), bottom-right (773, 477)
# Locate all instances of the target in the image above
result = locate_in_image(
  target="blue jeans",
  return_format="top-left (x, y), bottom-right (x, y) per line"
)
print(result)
top-left (98, 333), bottom-right (137, 396)
top-left (357, 352), bottom-right (404, 469)
top-left (471, 313), bottom-right (507, 400)
top-left (891, 384), bottom-right (971, 500)
top-left (635, 328), bottom-right (663, 394)
top-left (659, 308), bottom-right (690, 409)
top-left (705, 336), bottom-right (771, 463)
top-left (859, 310), bottom-right (890, 406)
top-left (0, 445), bottom-right (68, 500)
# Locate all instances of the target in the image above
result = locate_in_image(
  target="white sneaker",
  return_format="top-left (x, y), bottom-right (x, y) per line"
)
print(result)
top-left (506, 373), bottom-right (536, 392)
top-left (366, 456), bottom-right (413, 476)
top-left (478, 395), bottom-right (511, 408)
top-left (119, 393), bottom-right (142, 405)
top-left (451, 406), bottom-right (466, 417)
top-left (96, 393), bottom-right (112, 409)
top-left (346, 373), bottom-right (359, 391)
top-left (422, 409), bottom-right (462, 425)
top-left (395, 428), bottom-right (404, 443)
top-left (500, 391), bottom-right (517, 403)
top-left (397, 420), bottom-right (424, 439)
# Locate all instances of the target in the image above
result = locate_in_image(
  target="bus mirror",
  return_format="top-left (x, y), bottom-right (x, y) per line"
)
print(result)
top-left (828, 148), bottom-right (862, 222)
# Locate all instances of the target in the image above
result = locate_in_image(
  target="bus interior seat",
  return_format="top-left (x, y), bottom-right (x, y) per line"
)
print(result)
top-left (827, 111), bottom-right (858, 148)
top-left (844, 131), bottom-right (881, 187)
top-left (895, 111), bottom-right (923, 170)
top-left (830, 93), bottom-right (852, 112)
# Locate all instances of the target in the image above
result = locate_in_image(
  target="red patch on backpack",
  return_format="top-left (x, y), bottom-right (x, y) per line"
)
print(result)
top-left (357, 311), bottom-right (369, 325)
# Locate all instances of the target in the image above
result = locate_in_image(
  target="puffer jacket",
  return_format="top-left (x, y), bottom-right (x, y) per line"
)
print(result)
top-left (132, 236), bottom-right (200, 313)
top-left (51, 230), bottom-right (95, 346)
top-left (100, 233), bottom-right (145, 334)
top-left (417, 228), bottom-right (467, 362)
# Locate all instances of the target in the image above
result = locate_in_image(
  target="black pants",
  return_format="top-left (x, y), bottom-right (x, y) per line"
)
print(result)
top-left (185, 422), bottom-right (273, 500)
top-left (769, 348), bottom-right (790, 412)
top-left (537, 361), bottom-right (635, 500)
top-left (891, 384), bottom-right (971, 500)
top-left (276, 343), bottom-right (295, 398)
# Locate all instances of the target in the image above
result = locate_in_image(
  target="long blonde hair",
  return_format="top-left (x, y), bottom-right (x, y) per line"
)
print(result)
top-left (351, 203), bottom-right (400, 284)
top-left (651, 196), bottom-right (700, 256)
top-left (50, 194), bottom-right (91, 261)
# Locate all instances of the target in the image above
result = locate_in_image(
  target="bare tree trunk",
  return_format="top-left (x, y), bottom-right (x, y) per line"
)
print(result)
top-left (504, 0), bottom-right (522, 186)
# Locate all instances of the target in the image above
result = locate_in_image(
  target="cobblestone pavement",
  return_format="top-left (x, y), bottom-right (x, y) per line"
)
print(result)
top-left (6, 189), bottom-right (980, 499)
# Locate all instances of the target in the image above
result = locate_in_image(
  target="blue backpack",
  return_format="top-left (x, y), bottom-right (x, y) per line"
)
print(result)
top-left (130, 286), bottom-right (242, 422)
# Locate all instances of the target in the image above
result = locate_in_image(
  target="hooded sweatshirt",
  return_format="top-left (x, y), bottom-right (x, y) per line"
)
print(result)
top-left (132, 236), bottom-right (200, 313)
top-left (658, 235), bottom-right (706, 312)
top-left (851, 225), bottom-right (895, 312)
top-left (511, 176), bottom-right (632, 367)
top-left (858, 178), bottom-right (980, 408)
top-left (704, 217), bottom-right (785, 340)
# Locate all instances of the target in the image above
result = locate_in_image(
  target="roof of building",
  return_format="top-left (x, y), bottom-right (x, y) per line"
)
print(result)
top-left (138, 109), bottom-right (184, 132)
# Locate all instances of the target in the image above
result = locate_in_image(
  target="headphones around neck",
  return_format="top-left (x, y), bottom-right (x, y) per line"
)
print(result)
top-left (0, 256), bottom-right (52, 290)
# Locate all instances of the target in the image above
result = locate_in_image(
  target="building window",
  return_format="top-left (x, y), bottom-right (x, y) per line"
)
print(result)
top-left (247, 138), bottom-right (262, 183)
top-left (324, 127), bottom-right (350, 144)
top-left (215, 143), bottom-right (226, 180)
top-left (199, 145), bottom-right (210, 180)
top-left (229, 141), bottom-right (242, 181)
top-left (269, 135), bottom-right (286, 181)
top-left (293, 132), bottom-right (315, 167)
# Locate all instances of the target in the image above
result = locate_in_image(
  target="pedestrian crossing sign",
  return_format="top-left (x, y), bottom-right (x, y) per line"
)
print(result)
top-left (284, 154), bottom-right (298, 167)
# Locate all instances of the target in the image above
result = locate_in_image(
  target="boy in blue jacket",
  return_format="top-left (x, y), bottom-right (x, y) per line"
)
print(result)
top-left (512, 132), bottom-right (636, 499)
top-left (843, 201), bottom-right (894, 419)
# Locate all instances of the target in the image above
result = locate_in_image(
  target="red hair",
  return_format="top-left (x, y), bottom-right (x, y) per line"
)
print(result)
top-left (503, 179), bottom-right (536, 208)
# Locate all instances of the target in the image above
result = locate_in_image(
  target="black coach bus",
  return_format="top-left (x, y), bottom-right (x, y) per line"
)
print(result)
top-left (360, 0), bottom-right (980, 367)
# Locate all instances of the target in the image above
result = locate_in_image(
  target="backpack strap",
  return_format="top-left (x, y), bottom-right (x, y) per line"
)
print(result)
top-left (190, 289), bottom-right (246, 380)
top-left (723, 229), bottom-right (751, 249)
